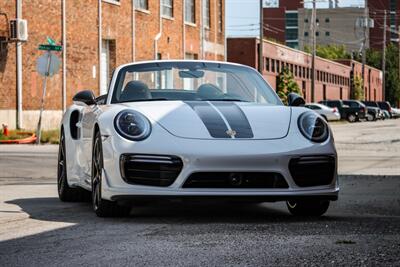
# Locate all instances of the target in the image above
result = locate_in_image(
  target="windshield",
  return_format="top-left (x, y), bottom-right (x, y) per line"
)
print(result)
top-left (111, 62), bottom-right (282, 105)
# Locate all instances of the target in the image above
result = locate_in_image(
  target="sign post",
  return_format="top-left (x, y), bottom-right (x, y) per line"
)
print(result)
top-left (35, 37), bottom-right (61, 145)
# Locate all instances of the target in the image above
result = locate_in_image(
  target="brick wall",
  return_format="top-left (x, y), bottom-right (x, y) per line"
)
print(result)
top-left (0, 0), bottom-right (225, 129)
top-left (227, 38), bottom-right (383, 103)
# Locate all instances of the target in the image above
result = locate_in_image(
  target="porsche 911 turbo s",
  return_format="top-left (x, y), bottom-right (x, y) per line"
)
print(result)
top-left (57, 60), bottom-right (338, 217)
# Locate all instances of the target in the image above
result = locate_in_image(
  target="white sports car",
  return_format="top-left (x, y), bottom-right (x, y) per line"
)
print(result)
top-left (58, 60), bottom-right (338, 217)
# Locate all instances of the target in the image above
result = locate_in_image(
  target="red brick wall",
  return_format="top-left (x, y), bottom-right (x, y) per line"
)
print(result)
top-left (227, 38), bottom-right (364, 103)
top-left (0, 0), bottom-right (225, 115)
top-left (264, 8), bottom-right (286, 44)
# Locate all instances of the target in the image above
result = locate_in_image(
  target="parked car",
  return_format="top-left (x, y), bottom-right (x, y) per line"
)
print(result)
top-left (305, 103), bottom-right (341, 121)
top-left (377, 101), bottom-right (394, 118)
top-left (58, 60), bottom-right (338, 217)
top-left (319, 100), bottom-right (364, 122)
top-left (390, 106), bottom-right (400, 118)
top-left (361, 101), bottom-right (383, 121)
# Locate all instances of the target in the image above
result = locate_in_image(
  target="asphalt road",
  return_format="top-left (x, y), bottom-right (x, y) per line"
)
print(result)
top-left (0, 119), bottom-right (399, 266)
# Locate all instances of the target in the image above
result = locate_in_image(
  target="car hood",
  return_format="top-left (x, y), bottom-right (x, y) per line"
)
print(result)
top-left (120, 101), bottom-right (291, 140)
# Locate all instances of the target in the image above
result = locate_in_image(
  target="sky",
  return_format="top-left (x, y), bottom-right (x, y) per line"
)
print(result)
top-left (226, 0), bottom-right (366, 37)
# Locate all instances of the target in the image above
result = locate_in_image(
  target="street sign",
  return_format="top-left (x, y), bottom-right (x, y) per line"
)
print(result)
top-left (38, 44), bottom-right (62, 51)
top-left (36, 53), bottom-right (60, 77)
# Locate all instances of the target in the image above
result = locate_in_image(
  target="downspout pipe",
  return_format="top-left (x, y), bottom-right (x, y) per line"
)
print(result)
top-left (62, 0), bottom-right (66, 112)
top-left (154, 0), bottom-right (162, 59)
top-left (132, 0), bottom-right (136, 62)
top-left (16, 0), bottom-right (22, 129)
top-left (98, 0), bottom-right (102, 94)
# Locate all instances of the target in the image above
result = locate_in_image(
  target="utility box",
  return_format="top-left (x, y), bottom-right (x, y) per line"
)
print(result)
top-left (9, 19), bottom-right (28, 42)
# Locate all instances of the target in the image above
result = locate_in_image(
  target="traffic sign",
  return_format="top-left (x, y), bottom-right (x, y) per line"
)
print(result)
top-left (38, 44), bottom-right (62, 51)
top-left (36, 53), bottom-right (60, 77)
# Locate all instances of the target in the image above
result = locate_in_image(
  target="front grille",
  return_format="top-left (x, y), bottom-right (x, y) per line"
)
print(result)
top-left (289, 155), bottom-right (335, 187)
top-left (120, 154), bottom-right (183, 186)
top-left (183, 172), bottom-right (288, 189)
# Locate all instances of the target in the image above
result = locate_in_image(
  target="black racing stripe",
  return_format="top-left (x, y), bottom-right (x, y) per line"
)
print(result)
top-left (185, 101), bottom-right (229, 138)
top-left (211, 102), bottom-right (254, 138)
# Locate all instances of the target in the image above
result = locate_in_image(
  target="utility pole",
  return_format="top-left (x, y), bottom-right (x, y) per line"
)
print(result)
top-left (382, 10), bottom-right (387, 101)
top-left (361, 1), bottom-right (368, 99)
top-left (310, 0), bottom-right (316, 102)
top-left (258, 0), bottom-right (264, 74)
top-left (16, 0), bottom-right (22, 129)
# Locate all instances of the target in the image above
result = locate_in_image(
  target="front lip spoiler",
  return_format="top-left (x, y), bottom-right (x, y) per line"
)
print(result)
top-left (111, 194), bottom-right (338, 203)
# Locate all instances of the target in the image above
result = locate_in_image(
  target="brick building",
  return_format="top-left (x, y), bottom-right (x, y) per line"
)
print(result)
top-left (0, 0), bottom-right (225, 129)
top-left (369, 0), bottom-right (400, 50)
top-left (263, 0), bottom-right (303, 48)
top-left (227, 38), bottom-right (383, 103)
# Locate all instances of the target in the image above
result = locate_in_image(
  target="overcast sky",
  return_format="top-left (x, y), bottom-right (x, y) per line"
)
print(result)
top-left (226, 0), bottom-right (366, 37)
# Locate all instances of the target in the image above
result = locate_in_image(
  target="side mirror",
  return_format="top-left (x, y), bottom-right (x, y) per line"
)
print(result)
top-left (73, 90), bottom-right (96, 105)
top-left (288, 93), bottom-right (305, 107)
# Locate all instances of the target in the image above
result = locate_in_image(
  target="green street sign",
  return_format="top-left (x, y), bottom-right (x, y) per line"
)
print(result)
top-left (38, 44), bottom-right (62, 51)
top-left (47, 36), bottom-right (56, 46)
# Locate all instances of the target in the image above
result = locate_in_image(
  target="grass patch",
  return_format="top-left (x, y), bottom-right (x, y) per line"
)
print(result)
top-left (335, 240), bottom-right (356, 245)
top-left (0, 129), bottom-right (60, 144)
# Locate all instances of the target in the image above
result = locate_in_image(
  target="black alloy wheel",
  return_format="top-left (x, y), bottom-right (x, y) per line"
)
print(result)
top-left (91, 130), bottom-right (131, 217)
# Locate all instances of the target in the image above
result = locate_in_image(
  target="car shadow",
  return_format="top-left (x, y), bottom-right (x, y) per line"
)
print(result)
top-left (4, 197), bottom-right (340, 225)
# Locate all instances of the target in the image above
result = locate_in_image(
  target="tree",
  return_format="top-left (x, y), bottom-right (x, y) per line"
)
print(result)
top-left (303, 44), bottom-right (351, 60)
top-left (353, 75), bottom-right (364, 101)
top-left (276, 68), bottom-right (302, 104)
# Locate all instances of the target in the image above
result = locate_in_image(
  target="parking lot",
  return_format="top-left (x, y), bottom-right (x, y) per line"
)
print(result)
top-left (0, 119), bottom-right (399, 266)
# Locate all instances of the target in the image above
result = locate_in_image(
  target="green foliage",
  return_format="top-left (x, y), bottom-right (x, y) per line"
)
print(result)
top-left (353, 75), bottom-right (364, 101)
top-left (276, 68), bottom-right (302, 105)
top-left (303, 44), bottom-right (351, 60)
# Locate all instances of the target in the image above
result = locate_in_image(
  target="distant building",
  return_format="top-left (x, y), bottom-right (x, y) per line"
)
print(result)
top-left (227, 37), bottom-right (383, 103)
top-left (263, 0), bottom-right (303, 49)
top-left (298, 7), bottom-right (367, 53)
top-left (369, 0), bottom-right (400, 50)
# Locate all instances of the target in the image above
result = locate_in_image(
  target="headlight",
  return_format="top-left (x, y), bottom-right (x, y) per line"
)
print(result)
top-left (298, 111), bottom-right (329, 143)
top-left (114, 110), bottom-right (151, 141)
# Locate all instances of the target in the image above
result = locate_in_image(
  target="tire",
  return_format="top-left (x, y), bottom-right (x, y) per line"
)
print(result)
top-left (321, 115), bottom-right (328, 122)
top-left (286, 200), bottom-right (330, 216)
top-left (58, 130), bottom-right (90, 202)
top-left (366, 114), bottom-right (375, 122)
top-left (92, 130), bottom-right (131, 217)
top-left (347, 113), bottom-right (357, 123)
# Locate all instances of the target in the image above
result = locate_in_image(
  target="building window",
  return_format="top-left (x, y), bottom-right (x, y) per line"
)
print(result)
top-left (304, 18), bottom-right (308, 23)
top-left (185, 0), bottom-right (195, 23)
top-left (161, 0), bottom-right (173, 17)
top-left (316, 18), bottom-right (319, 23)
top-left (316, 31), bottom-right (319, 36)
top-left (285, 12), bottom-right (298, 27)
top-left (295, 65), bottom-right (298, 76)
top-left (325, 18), bottom-right (330, 23)
top-left (304, 32), bottom-right (309, 37)
top-left (276, 60), bottom-right (280, 73)
top-left (271, 59), bottom-right (275, 72)
top-left (135, 0), bottom-right (148, 10)
top-left (325, 31), bottom-right (330, 36)
top-left (218, 0), bottom-right (223, 32)
top-left (265, 58), bottom-right (270, 71)
top-left (204, 0), bottom-right (211, 28)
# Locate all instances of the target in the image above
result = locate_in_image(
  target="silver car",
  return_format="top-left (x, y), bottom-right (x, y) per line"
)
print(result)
top-left (305, 103), bottom-right (341, 121)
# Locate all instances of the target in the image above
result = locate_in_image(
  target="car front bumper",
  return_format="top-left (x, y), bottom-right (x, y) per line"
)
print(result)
top-left (100, 127), bottom-right (339, 202)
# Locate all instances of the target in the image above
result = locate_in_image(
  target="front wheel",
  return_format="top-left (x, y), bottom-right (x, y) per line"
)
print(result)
top-left (92, 130), bottom-right (131, 217)
top-left (286, 200), bottom-right (330, 216)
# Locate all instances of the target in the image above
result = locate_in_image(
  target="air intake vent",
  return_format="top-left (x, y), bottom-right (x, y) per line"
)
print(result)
top-left (183, 172), bottom-right (288, 189)
top-left (120, 154), bottom-right (183, 187)
top-left (289, 155), bottom-right (335, 187)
